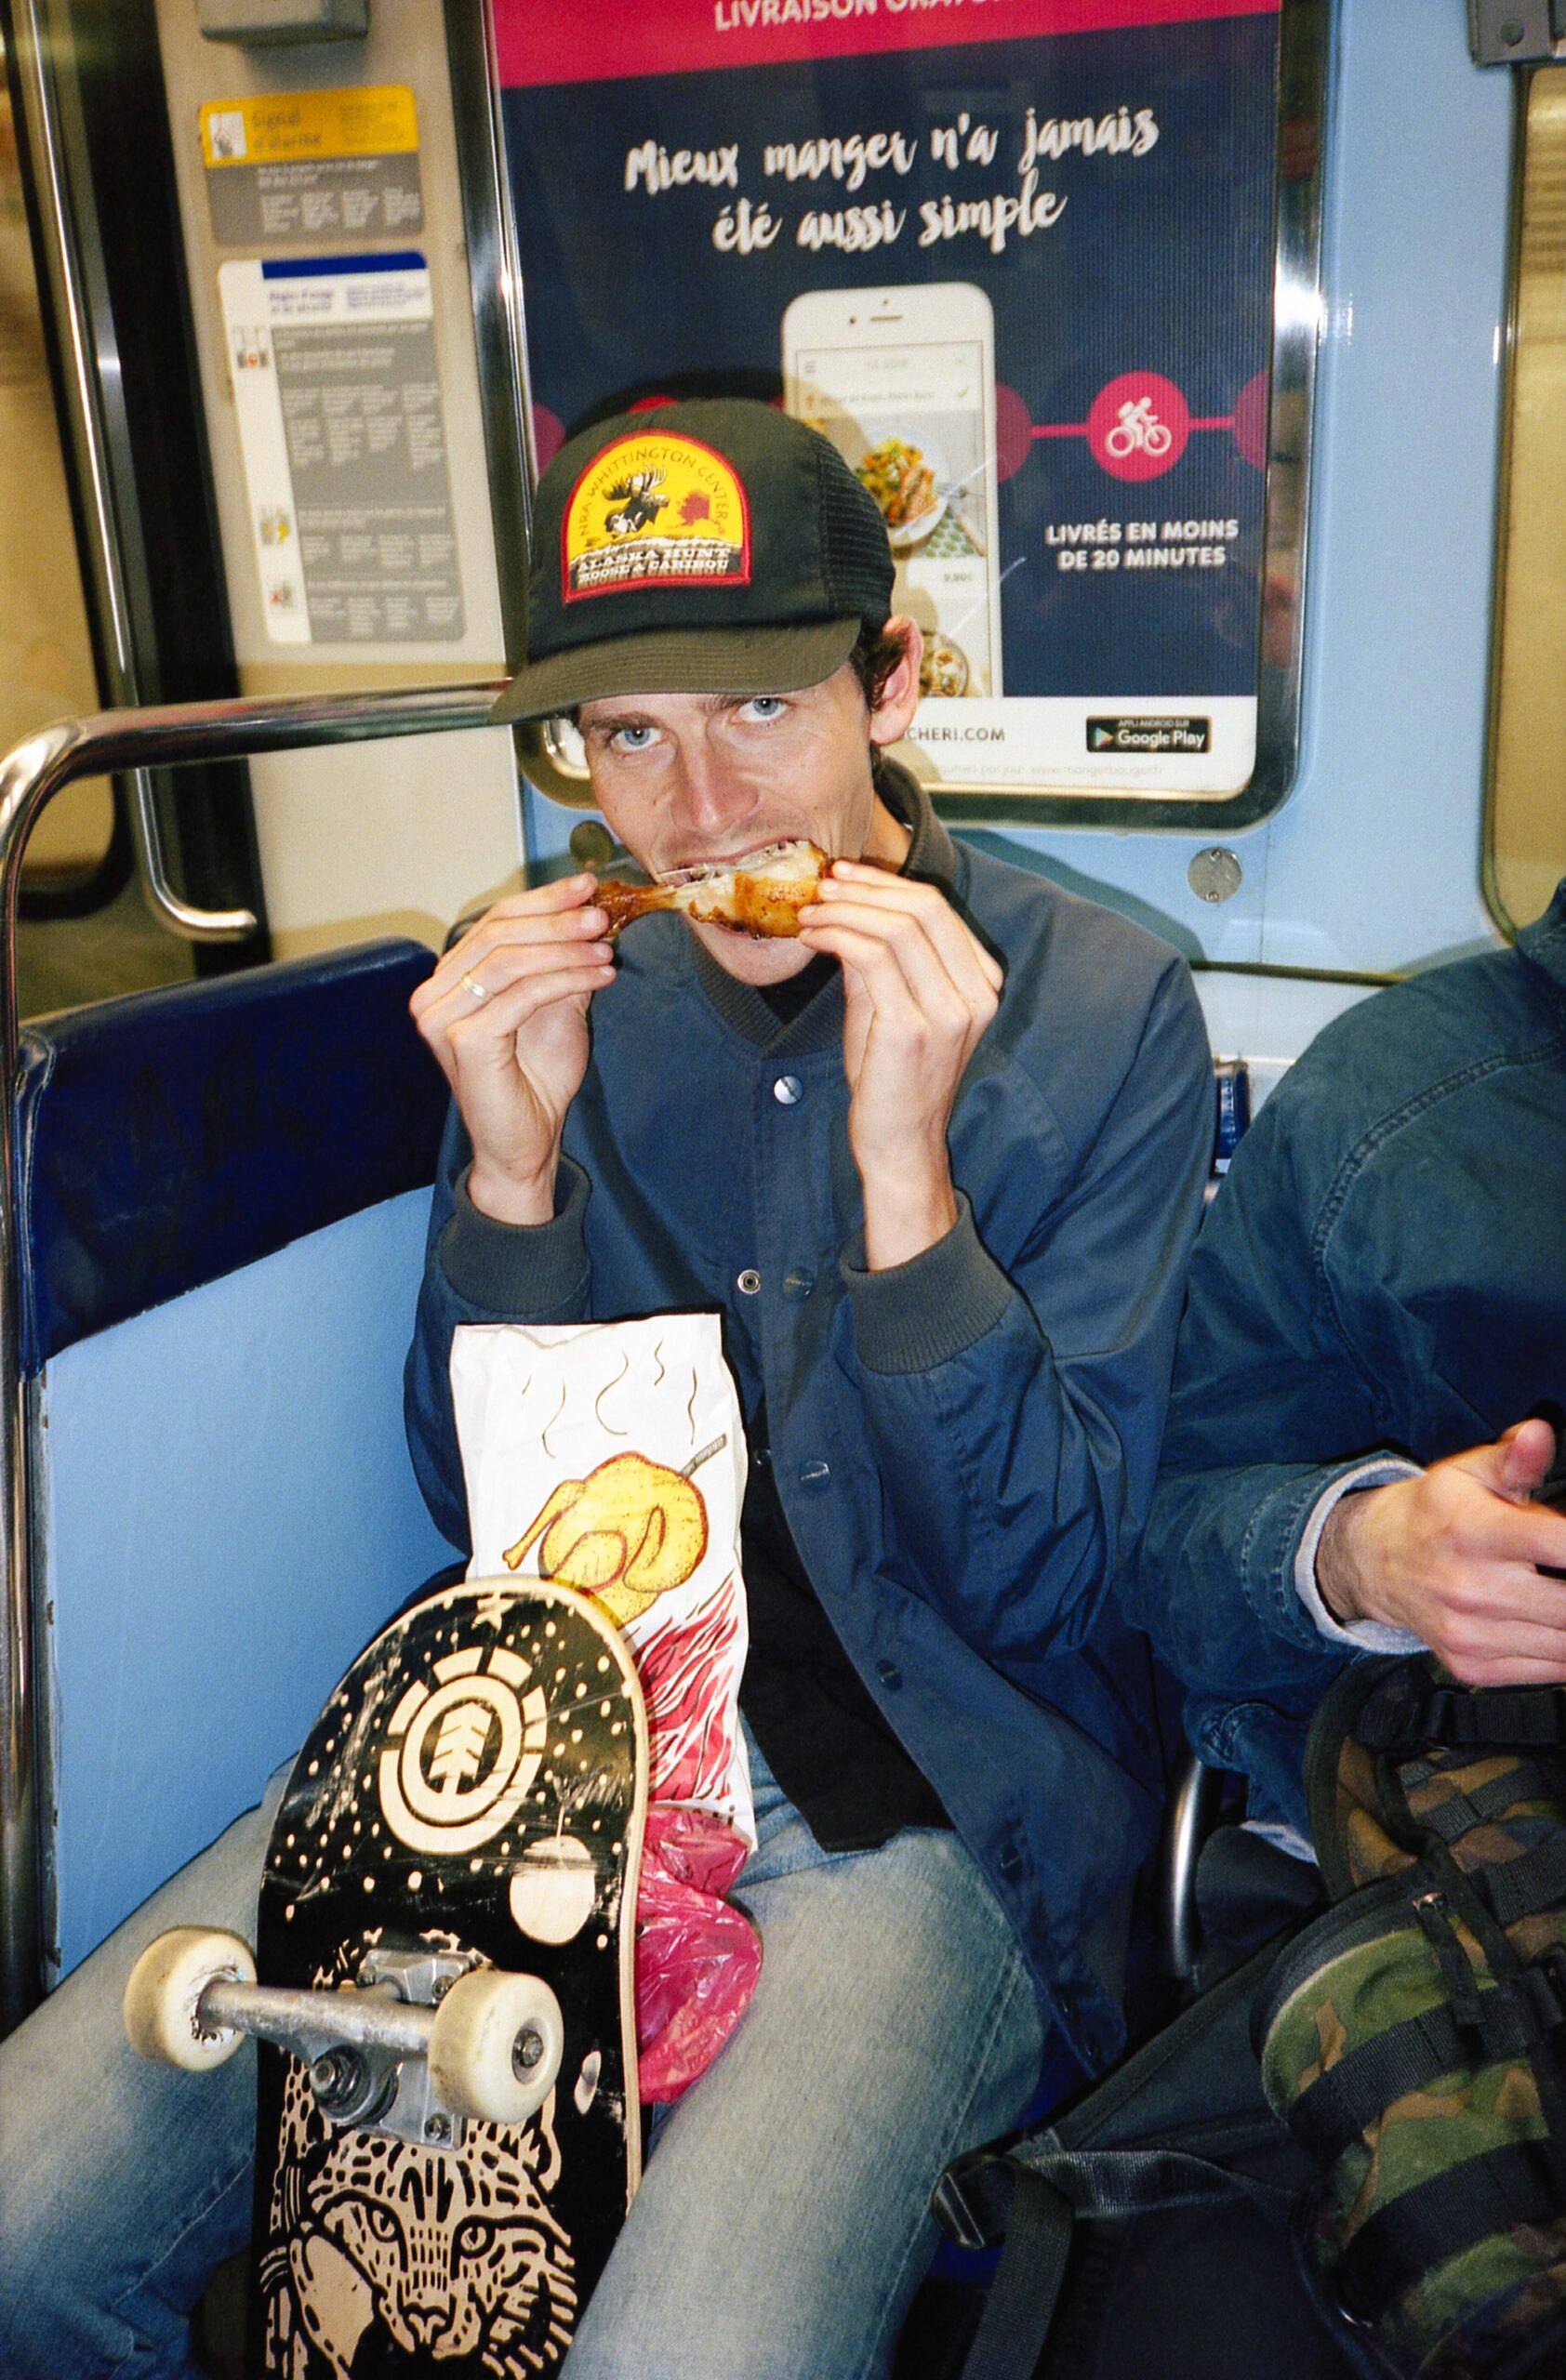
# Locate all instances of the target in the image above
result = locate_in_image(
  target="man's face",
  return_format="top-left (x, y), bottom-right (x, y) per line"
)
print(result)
top-left (575, 626), bottom-right (920, 985)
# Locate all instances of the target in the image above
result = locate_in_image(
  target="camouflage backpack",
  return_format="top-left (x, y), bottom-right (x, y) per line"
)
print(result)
top-left (938, 1655), bottom-right (1566, 2380)
top-left (1255, 1654), bottom-right (1566, 2377)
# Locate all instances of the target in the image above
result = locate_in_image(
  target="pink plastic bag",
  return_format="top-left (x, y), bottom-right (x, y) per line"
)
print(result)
top-left (633, 1805), bottom-right (762, 2103)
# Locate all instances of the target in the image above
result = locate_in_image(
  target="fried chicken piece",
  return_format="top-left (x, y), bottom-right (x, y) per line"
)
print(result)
top-left (597, 838), bottom-right (829, 940)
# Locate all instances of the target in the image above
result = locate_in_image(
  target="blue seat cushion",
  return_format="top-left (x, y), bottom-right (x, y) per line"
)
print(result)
top-left (16, 937), bottom-right (446, 1374)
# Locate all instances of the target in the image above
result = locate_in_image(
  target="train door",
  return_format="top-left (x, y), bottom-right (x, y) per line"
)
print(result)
top-left (4, 0), bottom-right (527, 1002)
top-left (145, 0), bottom-right (526, 957)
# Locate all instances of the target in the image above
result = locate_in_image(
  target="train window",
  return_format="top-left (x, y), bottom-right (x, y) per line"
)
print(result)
top-left (1486, 67), bottom-right (1566, 932)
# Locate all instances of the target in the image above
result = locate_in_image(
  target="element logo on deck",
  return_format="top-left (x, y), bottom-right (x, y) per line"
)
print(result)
top-left (562, 432), bottom-right (750, 601)
top-left (378, 1645), bottom-right (550, 1855)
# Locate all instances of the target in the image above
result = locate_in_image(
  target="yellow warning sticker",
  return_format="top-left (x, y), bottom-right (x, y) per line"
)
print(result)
top-left (200, 86), bottom-right (418, 169)
top-left (562, 431), bottom-right (750, 601)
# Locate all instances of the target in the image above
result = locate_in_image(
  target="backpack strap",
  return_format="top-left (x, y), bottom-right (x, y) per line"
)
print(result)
top-left (1360, 1683), bottom-right (1566, 1753)
top-left (949, 2143), bottom-right (1296, 2380)
top-left (1334, 2142), bottom-right (1563, 2328)
top-left (958, 2164), bottom-right (1074, 2380)
top-left (1403, 1760), bottom-right (1555, 1843)
top-left (940, 1938), bottom-right (1301, 2380)
top-left (1288, 1954), bottom-right (1566, 2163)
top-left (1477, 1831), bottom-right (1566, 1928)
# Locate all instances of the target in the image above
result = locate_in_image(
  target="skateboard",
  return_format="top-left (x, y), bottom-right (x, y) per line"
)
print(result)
top-left (125, 1576), bottom-right (648, 2377)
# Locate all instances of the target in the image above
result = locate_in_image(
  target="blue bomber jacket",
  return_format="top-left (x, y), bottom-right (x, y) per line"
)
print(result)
top-left (405, 773), bottom-right (1213, 2067)
top-left (1124, 882), bottom-right (1566, 1834)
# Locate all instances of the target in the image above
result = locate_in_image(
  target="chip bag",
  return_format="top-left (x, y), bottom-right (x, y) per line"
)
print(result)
top-left (450, 1315), bottom-right (761, 2097)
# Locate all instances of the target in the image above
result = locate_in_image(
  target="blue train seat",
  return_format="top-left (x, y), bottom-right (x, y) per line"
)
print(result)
top-left (17, 953), bottom-right (1266, 2001)
top-left (18, 939), bottom-right (458, 1983)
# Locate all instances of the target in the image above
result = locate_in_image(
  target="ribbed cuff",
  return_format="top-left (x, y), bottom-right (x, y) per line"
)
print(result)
top-left (1294, 1456), bottom-right (1426, 1653)
top-left (440, 1157), bottom-right (590, 1316)
top-left (842, 1194), bottom-right (1014, 1375)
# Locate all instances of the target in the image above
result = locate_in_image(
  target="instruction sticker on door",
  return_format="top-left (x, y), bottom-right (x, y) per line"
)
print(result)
top-left (219, 252), bottom-right (463, 646)
top-left (201, 86), bottom-right (422, 246)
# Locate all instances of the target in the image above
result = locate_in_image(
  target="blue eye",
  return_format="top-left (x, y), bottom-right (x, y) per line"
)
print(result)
top-left (740, 697), bottom-right (785, 722)
top-left (613, 725), bottom-right (656, 751)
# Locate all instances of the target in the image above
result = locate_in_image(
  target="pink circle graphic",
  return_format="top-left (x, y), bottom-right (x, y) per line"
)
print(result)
top-left (1087, 373), bottom-right (1190, 481)
top-left (1231, 371), bottom-right (1269, 470)
top-left (993, 383), bottom-right (1033, 484)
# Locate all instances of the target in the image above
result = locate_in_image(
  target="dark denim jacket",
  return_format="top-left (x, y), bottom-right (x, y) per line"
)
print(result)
top-left (405, 774), bottom-right (1213, 2066)
top-left (1124, 883), bottom-right (1566, 1833)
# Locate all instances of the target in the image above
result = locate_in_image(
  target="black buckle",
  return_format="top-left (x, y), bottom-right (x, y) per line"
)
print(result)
top-left (932, 2149), bottom-right (1014, 2252)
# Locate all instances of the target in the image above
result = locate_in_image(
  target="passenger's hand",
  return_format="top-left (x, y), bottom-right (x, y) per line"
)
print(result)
top-left (1315, 1419), bottom-right (1566, 1683)
top-left (410, 876), bottom-right (615, 1225)
top-left (799, 862), bottom-right (1002, 1269)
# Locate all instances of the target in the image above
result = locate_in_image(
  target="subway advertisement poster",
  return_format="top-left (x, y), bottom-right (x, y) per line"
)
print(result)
top-left (493, 0), bottom-right (1281, 794)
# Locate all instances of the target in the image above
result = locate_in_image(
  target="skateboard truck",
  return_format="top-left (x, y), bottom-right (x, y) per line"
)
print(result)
top-left (124, 1927), bottom-right (565, 2149)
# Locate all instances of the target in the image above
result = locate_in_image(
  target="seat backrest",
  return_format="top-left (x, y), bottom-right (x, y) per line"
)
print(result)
top-left (18, 940), bottom-right (458, 1981)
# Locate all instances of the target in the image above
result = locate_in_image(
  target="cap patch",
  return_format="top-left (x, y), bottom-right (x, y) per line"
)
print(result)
top-left (562, 432), bottom-right (750, 602)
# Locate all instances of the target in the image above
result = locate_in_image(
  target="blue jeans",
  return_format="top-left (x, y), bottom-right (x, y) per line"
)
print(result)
top-left (0, 1729), bottom-right (1045, 2380)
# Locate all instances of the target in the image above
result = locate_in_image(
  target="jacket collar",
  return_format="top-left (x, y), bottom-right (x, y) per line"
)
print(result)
top-left (1518, 878), bottom-right (1566, 1005)
top-left (690, 759), bottom-right (959, 1054)
top-left (895, 758), bottom-right (960, 892)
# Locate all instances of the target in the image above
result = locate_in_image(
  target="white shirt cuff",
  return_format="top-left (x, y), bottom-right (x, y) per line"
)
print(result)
top-left (1241, 1818), bottom-right (1319, 1866)
top-left (1294, 1459), bottom-right (1427, 1654)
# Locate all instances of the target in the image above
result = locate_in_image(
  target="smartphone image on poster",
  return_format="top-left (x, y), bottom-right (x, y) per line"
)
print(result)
top-left (783, 284), bottom-right (1002, 698)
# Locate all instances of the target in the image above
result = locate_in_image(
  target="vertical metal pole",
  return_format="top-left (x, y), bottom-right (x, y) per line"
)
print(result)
top-left (0, 722), bottom-right (75, 2032)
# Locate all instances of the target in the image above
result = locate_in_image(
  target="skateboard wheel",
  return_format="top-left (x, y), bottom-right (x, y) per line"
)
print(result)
top-left (123, 1927), bottom-right (257, 2069)
top-left (427, 1968), bottom-right (564, 2124)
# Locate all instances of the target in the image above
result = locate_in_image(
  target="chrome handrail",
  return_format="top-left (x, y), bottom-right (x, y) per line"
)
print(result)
top-left (130, 774), bottom-right (259, 943)
top-left (1158, 1750), bottom-right (1227, 1987)
top-left (0, 682), bottom-right (507, 2033)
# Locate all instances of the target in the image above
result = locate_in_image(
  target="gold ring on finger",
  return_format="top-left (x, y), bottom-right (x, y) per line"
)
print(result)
top-left (458, 971), bottom-right (490, 1005)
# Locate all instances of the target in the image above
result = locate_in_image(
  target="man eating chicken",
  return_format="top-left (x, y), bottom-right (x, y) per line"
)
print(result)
top-left (403, 397), bottom-right (1214, 2380)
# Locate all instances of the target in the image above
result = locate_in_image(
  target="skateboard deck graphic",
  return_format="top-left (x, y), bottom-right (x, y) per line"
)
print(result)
top-left (249, 1577), bottom-right (647, 2378)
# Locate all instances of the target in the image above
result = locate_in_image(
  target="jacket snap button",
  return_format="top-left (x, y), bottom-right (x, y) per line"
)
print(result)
top-left (782, 1267), bottom-right (814, 1300)
top-left (798, 1459), bottom-right (830, 1486)
top-left (773, 1075), bottom-right (803, 1105)
top-left (875, 1659), bottom-right (903, 1691)
top-left (737, 1269), bottom-right (762, 1295)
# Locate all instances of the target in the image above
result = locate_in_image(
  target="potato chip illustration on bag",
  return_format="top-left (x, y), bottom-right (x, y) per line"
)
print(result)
top-left (501, 1448), bottom-right (713, 1626)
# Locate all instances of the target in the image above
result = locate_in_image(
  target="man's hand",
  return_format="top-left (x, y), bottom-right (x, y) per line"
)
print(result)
top-left (1316, 1419), bottom-right (1566, 1683)
top-left (409, 876), bottom-right (614, 1225)
top-left (800, 862), bottom-right (1002, 1270)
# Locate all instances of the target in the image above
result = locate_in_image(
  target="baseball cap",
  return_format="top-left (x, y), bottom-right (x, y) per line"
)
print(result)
top-left (490, 398), bottom-right (896, 723)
